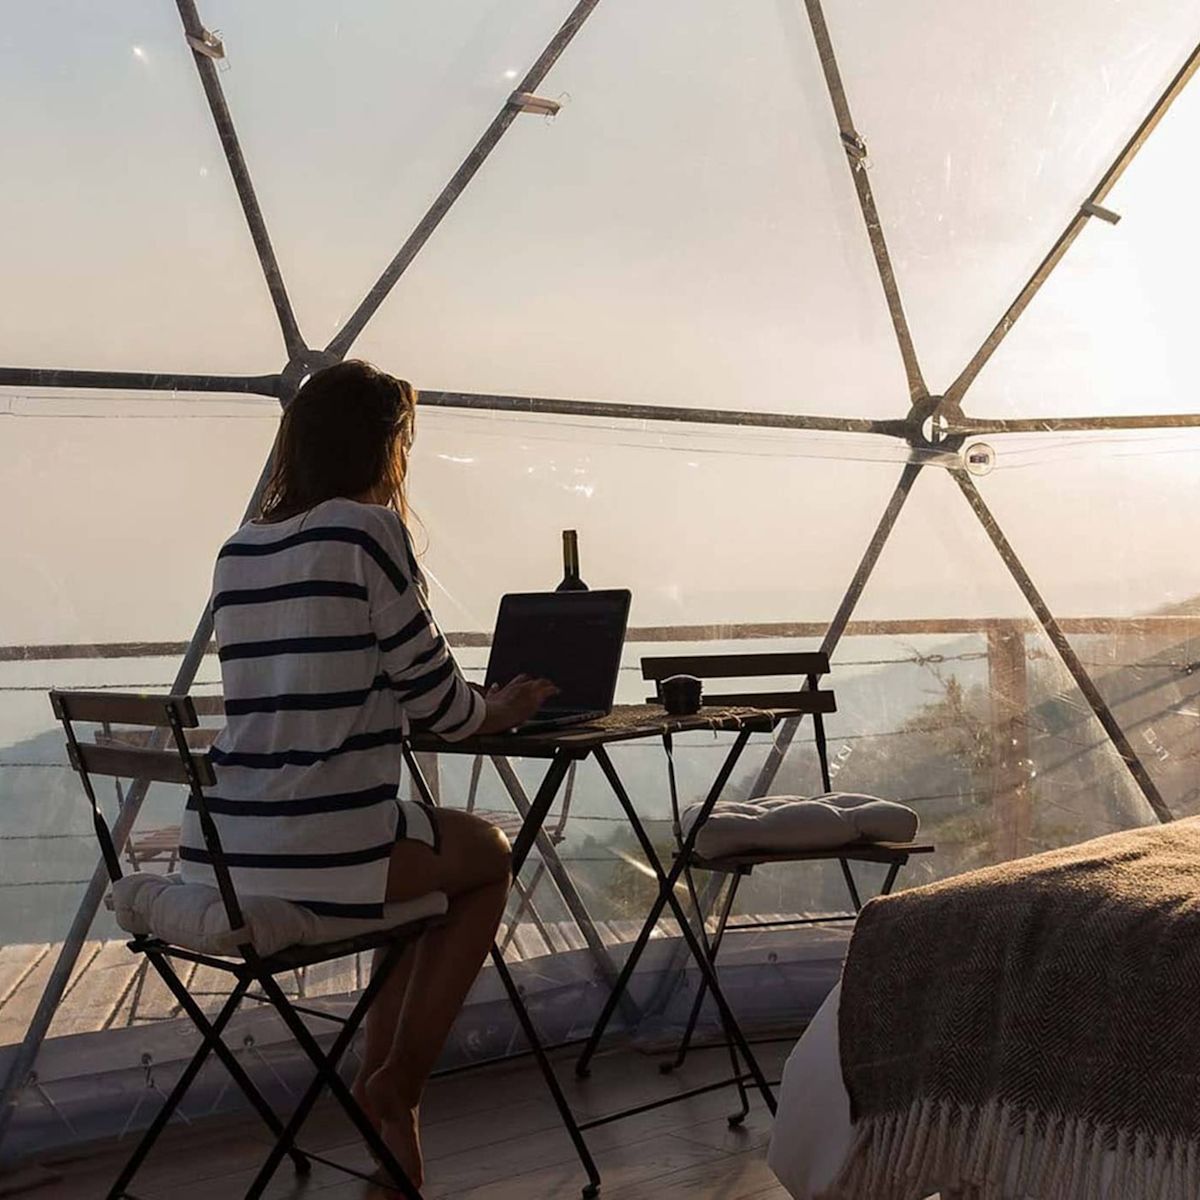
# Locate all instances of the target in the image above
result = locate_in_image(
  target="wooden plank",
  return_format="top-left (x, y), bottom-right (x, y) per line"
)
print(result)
top-left (510, 925), bottom-right (550, 961)
top-left (29, 941), bottom-right (101, 1019)
top-left (699, 689), bottom-right (836, 713)
top-left (73, 742), bottom-right (214, 787)
top-left (693, 840), bottom-right (935, 869)
top-left (105, 959), bottom-right (151, 1029)
top-left (50, 690), bottom-right (198, 728)
top-left (449, 1131), bottom-right (731, 1200)
top-left (99, 728), bottom-right (217, 750)
top-left (46, 1037), bottom-right (796, 1200)
top-left (0, 1164), bottom-right (63, 1196)
top-left (641, 651), bottom-right (830, 680)
top-left (612, 1146), bottom-right (780, 1199)
top-left (556, 920), bottom-right (587, 952)
top-left (540, 922), bottom-right (570, 954)
top-left (597, 921), bottom-right (622, 946)
top-left (127, 957), bottom-right (199, 1024)
top-left (301, 953), bottom-right (359, 999)
top-left (185, 963), bottom-right (237, 1013)
top-left (0, 944), bottom-right (61, 1046)
top-left (0, 944), bottom-right (50, 1013)
top-left (49, 941), bottom-right (142, 1038)
top-left (607, 919), bottom-right (666, 943)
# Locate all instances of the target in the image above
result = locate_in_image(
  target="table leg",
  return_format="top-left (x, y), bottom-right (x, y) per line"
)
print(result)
top-left (490, 755), bottom-right (640, 1026)
top-left (660, 869), bottom-right (743, 1076)
top-left (489, 947), bottom-right (602, 1197)
top-left (589, 745), bottom-right (775, 1113)
top-left (406, 749), bottom-right (602, 1195)
top-left (574, 732), bottom-right (751, 1078)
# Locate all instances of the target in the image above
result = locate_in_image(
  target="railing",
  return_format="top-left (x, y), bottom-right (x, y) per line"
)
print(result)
top-left (7, 611), bottom-right (1197, 864)
top-left (0, 612), bottom-right (1196, 1117)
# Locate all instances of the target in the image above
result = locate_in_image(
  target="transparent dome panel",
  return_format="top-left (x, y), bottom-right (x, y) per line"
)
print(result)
top-left (0, 2), bottom-right (283, 373)
top-left (823, 0), bottom-right (1200, 394)
top-left (976, 431), bottom-right (1200, 618)
top-left (851, 467), bottom-right (1030, 622)
top-left (0, 653), bottom-right (227, 1044)
top-left (980, 429), bottom-right (1200, 818)
top-left (355, 0), bottom-right (908, 416)
top-left (0, 391), bottom-right (276, 647)
top-left (961, 78), bottom-right (1200, 419)
top-left (201, 0), bottom-right (578, 351)
top-left (781, 466), bottom-right (1159, 881)
top-left (408, 410), bottom-right (908, 630)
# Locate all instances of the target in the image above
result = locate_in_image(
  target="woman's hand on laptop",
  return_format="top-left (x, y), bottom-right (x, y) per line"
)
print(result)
top-left (479, 675), bottom-right (559, 734)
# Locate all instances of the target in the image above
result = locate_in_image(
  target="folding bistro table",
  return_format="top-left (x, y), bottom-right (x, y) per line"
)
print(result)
top-left (405, 702), bottom-right (806, 1196)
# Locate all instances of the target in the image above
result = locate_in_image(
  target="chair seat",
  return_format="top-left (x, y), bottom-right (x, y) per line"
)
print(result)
top-left (680, 793), bottom-right (921, 862)
top-left (689, 839), bottom-right (936, 872)
top-left (109, 872), bottom-right (447, 959)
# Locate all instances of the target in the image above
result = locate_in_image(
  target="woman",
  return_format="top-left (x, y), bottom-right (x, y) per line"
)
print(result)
top-left (178, 360), bottom-right (554, 1187)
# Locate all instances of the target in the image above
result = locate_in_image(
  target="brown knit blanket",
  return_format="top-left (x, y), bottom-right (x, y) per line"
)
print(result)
top-left (826, 819), bottom-right (1200, 1200)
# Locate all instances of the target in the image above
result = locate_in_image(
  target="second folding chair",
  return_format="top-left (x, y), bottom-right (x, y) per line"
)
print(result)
top-left (52, 688), bottom-right (441, 1200)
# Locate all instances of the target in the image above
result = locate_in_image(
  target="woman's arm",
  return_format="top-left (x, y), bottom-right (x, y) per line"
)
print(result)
top-left (369, 510), bottom-right (554, 739)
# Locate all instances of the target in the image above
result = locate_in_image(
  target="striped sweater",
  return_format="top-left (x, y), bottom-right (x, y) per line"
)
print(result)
top-left (178, 498), bottom-right (484, 917)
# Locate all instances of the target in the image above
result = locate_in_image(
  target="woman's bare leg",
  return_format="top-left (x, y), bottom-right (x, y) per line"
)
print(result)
top-left (353, 809), bottom-right (511, 1187)
top-left (351, 941), bottom-right (416, 1132)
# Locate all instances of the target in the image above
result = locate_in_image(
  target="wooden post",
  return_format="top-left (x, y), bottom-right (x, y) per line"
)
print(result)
top-left (988, 622), bottom-right (1032, 860)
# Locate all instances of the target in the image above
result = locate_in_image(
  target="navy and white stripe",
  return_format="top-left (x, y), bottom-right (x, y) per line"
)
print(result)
top-left (179, 498), bottom-right (483, 917)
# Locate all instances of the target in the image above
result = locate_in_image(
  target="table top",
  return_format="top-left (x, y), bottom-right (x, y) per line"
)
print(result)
top-left (406, 703), bottom-right (800, 759)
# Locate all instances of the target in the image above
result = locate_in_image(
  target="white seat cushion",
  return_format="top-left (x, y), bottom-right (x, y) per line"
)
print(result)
top-left (680, 793), bottom-right (919, 860)
top-left (108, 872), bottom-right (447, 959)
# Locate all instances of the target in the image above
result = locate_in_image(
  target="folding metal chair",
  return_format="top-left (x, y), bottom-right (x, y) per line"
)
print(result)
top-left (638, 655), bottom-right (934, 1090)
top-left (51, 689), bottom-right (437, 1200)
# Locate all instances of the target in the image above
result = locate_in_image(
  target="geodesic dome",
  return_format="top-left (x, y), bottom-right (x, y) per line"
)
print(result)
top-left (2, 0), bottom-right (1199, 1161)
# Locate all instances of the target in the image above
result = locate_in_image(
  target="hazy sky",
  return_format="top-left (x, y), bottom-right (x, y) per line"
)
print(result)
top-left (3, 1), bottom-right (1200, 645)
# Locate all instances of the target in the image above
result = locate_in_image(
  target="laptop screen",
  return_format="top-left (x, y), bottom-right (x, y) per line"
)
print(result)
top-left (484, 590), bottom-right (631, 714)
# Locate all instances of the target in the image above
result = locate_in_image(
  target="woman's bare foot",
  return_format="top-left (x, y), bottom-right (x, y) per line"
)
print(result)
top-left (371, 1107), bottom-right (423, 1191)
top-left (351, 1076), bottom-right (383, 1158)
top-left (365, 1068), bottom-right (423, 1189)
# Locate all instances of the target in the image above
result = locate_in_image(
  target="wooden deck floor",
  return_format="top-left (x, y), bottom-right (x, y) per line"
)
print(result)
top-left (0, 921), bottom-right (667, 1044)
top-left (21, 1040), bottom-right (793, 1200)
top-left (1, 916), bottom-right (836, 1046)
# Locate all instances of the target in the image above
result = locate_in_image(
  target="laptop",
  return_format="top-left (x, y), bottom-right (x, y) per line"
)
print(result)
top-left (484, 589), bottom-right (632, 732)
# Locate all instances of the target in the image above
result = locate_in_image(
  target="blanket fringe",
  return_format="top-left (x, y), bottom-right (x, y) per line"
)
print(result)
top-left (816, 1099), bottom-right (1200, 1200)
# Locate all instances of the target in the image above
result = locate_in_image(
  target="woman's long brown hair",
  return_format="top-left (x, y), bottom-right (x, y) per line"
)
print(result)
top-left (258, 360), bottom-right (417, 523)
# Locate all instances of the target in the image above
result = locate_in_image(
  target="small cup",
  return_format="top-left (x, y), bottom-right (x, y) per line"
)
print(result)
top-left (661, 674), bottom-right (703, 716)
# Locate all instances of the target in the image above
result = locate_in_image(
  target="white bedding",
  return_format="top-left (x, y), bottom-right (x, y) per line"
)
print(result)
top-left (766, 984), bottom-right (1124, 1200)
top-left (767, 983), bottom-right (852, 1199)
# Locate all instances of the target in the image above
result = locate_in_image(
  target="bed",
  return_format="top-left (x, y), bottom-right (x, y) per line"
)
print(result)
top-left (768, 986), bottom-right (1131, 1200)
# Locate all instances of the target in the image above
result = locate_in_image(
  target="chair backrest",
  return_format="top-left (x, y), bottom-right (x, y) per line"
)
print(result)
top-left (50, 690), bottom-right (245, 938)
top-left (640, 652), bottom-right (835, 713)
top-left (640, 652), bottom-right (836, 794)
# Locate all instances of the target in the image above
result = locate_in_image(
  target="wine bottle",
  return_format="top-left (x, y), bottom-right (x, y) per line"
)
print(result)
top-left (556, 529), bottom-right (588, 592)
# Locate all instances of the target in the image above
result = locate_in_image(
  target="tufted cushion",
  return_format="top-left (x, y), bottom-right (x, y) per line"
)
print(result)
top-left (680, 793), bottom-right (919, 860)
top-left (108, 872), bottom-right (447, 958)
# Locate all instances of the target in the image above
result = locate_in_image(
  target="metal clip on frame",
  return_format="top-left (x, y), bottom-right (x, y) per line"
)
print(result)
top-left (840, 129), bottom-right (869, 168)
top-left (186, 28), bottom-right (225, 61)
top-left (1081, 200), bottom-right (1122, 225)
top-left (509, 91), bottom-right (562, 117)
